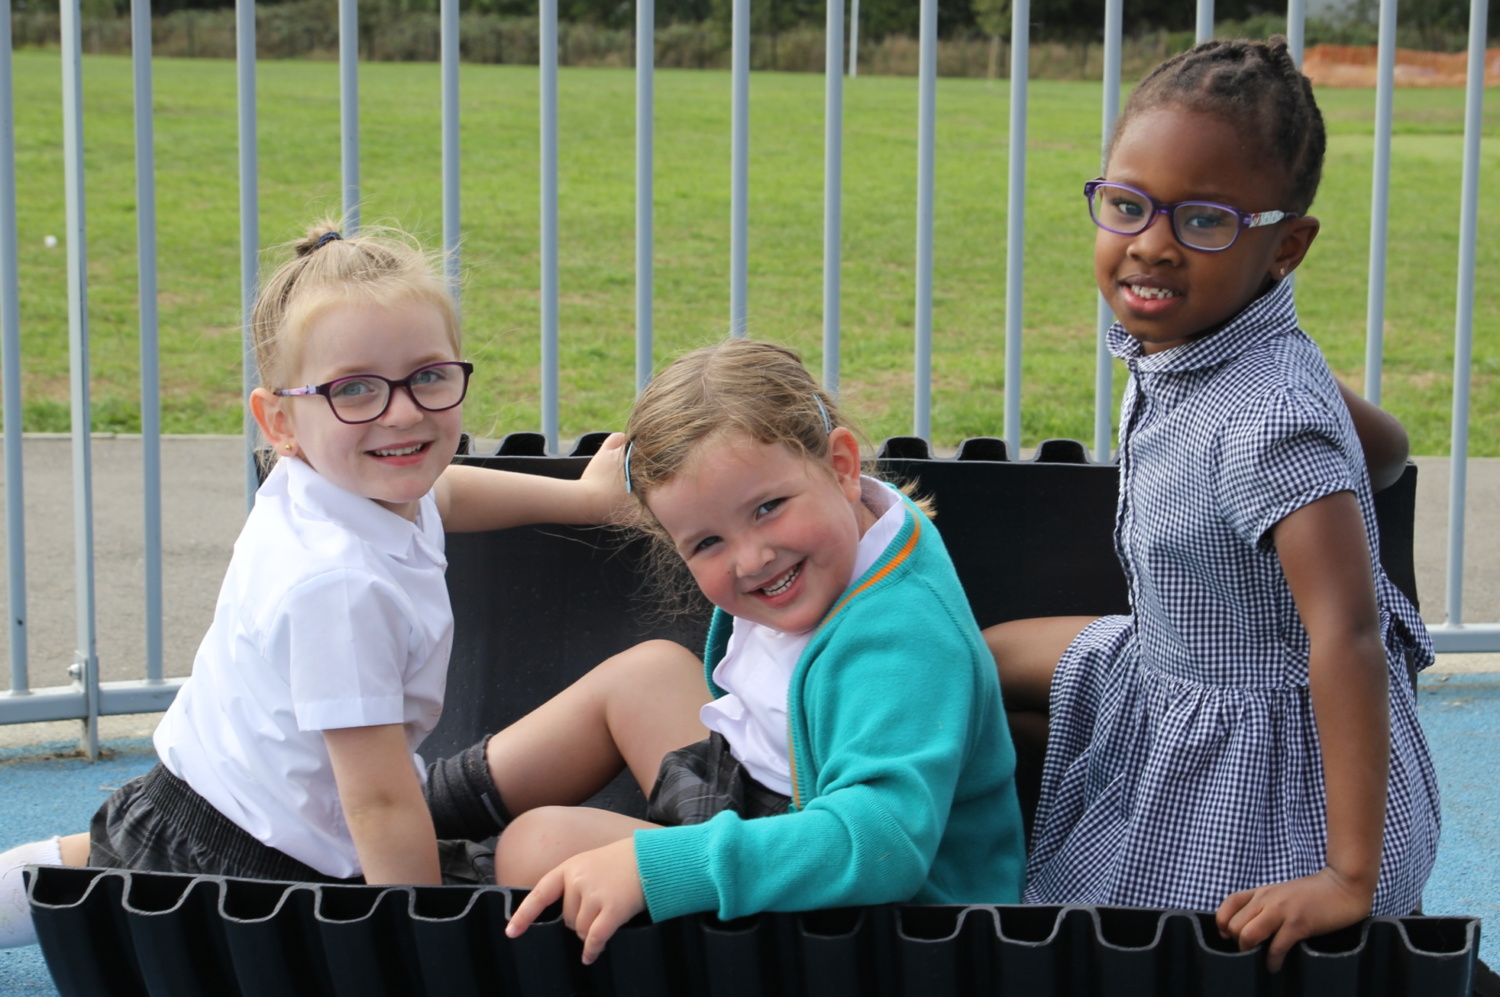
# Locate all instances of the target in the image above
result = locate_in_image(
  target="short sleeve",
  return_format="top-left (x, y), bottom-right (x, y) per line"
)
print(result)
top-left (1217, 387), bottom-right (1360, 550)
top-left (268, 568), bottom-right (416, 731)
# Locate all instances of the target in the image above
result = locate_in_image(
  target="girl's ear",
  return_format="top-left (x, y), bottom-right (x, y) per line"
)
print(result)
top-left (1271, 214), bottom-right (1320, 281)
top-left (827, 426), bottom-right (863, 502)
top-left (250, 387), bottom-right (297, 457)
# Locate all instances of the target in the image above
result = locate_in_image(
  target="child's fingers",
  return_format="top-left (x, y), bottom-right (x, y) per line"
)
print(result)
top-left (580, 901), bottom-right (630, 966)
top-left (1264, 921), bottom-right (1308, 974)
top-left (1231, 904), bottom-right (1281, 956)
top-left (1215, 889), bottom-right (1255, 938)
top-left (505, 871), bottom-right (565, 938)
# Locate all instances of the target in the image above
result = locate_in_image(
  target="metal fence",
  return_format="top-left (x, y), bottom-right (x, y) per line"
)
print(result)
top-left (0, 0), bottom-right (1494, 754)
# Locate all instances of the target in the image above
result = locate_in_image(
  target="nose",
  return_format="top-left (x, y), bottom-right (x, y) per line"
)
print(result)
top-left (731, 534), bottom-right (775, 580)
top-left (1127, 208), bottom-right (1182, 267)
top-left (377, 385), bottom-right (425, 427)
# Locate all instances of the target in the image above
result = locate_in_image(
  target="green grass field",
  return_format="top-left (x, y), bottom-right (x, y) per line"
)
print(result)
top-left (7, 51), bottom-right (1498, 453)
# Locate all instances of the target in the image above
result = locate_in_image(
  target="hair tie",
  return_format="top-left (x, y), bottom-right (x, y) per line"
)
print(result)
top-left (814, 395), bottom-right (833, 434)
top-left (314, 231), bottom-right (343, 250)
top-left (623, 440), bottom-right (635, 494)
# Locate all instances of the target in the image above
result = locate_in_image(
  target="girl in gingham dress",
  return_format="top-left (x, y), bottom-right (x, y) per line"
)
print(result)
top-left (986, 38), bottom-right (1439, 971)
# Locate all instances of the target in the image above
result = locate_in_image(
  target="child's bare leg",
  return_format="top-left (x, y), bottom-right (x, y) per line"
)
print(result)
top-left (984, 616), bottom-right (1095, 716)
top-left (984, 616), bottom-right (1095, 838)
top-left (496, 807), bottom-right (656, 887)
top-left (487, 639), bottom-right (709, 815)
top-left (58, 834), bottom-right (89, 866)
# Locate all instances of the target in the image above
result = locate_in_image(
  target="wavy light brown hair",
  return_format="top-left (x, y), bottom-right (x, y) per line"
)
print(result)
top-left (623, 338), bottom-right (930, 548)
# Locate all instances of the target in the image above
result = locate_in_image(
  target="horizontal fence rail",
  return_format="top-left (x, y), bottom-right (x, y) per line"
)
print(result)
top-left (0, 0), bottom-right (1493, 750)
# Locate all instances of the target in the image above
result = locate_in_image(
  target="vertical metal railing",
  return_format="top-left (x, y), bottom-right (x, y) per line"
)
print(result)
top-left (237, 0), bottom-right (259, 507)
top-left (0, 0), bottom-right (27, 699)
top-left (822, 0), bottom-right (845, 396)
top-left (61, 0), bottom-right (101, 759)
top-left (340, 0), bottom-right (360, 232)
top-left (132, 0), bottom-right (164, 688)
top-left (540, 0), bottom-right (560, 452)
top-left (1433, 0), bottom-right (1493, 652)
top-left (1363, 0), bottom-right (1397, 406)
top-left (441, 0), bottom-right (460, 303)
top-left (729, 0), bottom-right (750, 337)
top-left (1001, 0), bottom-right (1029, 455)
top-left (911, 0), bottom-right (936, 439)
top-left (1091, 0), bottom-right (1123, 463)
top-left (1, 0), bottom-right (1497, 742)
top-left (636, 0), bottom-right (655, 393)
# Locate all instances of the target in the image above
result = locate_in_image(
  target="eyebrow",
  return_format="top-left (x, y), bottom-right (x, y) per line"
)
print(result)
top-left (313, 354), bottom-right (456, 381)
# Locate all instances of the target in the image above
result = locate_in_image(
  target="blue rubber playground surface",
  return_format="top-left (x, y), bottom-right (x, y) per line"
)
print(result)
top-left (1, 671), bottom-right (1495, 994)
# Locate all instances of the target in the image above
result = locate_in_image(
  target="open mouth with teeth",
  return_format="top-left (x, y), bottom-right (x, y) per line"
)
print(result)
top-left (759, 563), bottom-right (802, 598)
top-left (369, 442), bottom-right (430, 458)
top-left (1127, 284), bottom-right (1180, 300)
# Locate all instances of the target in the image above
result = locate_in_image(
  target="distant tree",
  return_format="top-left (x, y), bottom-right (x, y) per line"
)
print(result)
top-left (973, 0), bottom-right (1009, 79)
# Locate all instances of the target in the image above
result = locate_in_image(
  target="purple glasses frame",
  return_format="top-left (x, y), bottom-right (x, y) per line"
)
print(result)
top-left (1084, 179), bottom-right (1299, 253)
top-left (274, 361), bottom-right (474, 425)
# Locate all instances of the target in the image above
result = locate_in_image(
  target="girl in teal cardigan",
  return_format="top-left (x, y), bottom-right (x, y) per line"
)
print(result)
top-left (434, 340), bottom-right (1024, 963)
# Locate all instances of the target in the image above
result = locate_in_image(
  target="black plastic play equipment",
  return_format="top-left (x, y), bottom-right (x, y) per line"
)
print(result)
top-left (31, 436), bottom-right (1460, 995)
top-left (26, 866), bottom-right (1479, 997)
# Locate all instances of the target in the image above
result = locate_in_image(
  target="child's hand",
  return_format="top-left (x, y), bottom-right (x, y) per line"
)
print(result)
top-left (579, 431), bottom-right (632, 524)
top-left (505, 837), bottom-right (645, 965)
top-left (1215, 866), bottom-right (1375, 971)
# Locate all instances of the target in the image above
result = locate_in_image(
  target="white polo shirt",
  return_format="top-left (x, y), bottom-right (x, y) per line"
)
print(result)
top-left (154, 456), bottom-right (452, 879)
top-left (701, 478), bottom-right (904, 795)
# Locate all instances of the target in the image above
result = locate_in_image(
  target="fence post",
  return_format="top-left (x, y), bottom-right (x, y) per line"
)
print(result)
top-left (822, 0), bottom-right (845, 396)
top-left (132, 0), bottom-right (164, 686)
top-left (61, 0), bottom-right (101, 759)
top-left (912, 0), bottom-right (936, 439)
top-left (0, 0), bottom-right (28, 698)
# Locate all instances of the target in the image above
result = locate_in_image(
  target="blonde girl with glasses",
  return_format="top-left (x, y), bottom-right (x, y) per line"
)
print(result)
top-left (424, 339), bottom-right (1026, 965)
top-left (0, 221), bottom-right (626, 947)
top-left (984, 38), bottom-right (1439, 971)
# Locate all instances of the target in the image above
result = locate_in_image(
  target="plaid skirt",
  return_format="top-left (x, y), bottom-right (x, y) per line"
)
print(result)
top-left (89, 763), bottom-right (494, 885)
top-left (645, 733), bottom-right (791, 827)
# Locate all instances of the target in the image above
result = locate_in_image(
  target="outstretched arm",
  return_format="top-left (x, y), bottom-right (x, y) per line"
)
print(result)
top-left (1216, 490), bottom-right (1388, 971)
top-left (435, 431), bottom-right (629, 532)
top-left (1337, 381), bottom-right (1409, 493)
top-left (325, 723), bottom-right (442, 885)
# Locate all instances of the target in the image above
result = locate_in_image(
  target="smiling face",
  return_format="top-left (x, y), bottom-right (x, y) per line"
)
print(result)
top-left (645, 428), bottom-right (877, 635)
top-left (252, 297), bottom-right (464, 520)
top-left (1095, 106), bottom-right (1319, 353)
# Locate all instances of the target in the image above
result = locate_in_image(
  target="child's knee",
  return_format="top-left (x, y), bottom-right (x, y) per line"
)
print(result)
top-left (495, 807), bottom-right (585, 887)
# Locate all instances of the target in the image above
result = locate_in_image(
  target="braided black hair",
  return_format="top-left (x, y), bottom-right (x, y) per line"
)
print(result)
top-left (1109, 36), bottom-right (1326, 213)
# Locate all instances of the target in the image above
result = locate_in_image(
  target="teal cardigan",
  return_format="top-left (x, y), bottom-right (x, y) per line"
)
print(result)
top-left (634, 493), bottom-right (1026, 922)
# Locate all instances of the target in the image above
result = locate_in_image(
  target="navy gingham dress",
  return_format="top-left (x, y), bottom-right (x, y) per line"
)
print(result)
top-left (1023, 280), bottom-right (1440, 915)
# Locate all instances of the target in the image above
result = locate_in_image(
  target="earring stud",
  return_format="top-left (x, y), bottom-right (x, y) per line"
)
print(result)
top-left (284, 443), bottom-right (294, 451)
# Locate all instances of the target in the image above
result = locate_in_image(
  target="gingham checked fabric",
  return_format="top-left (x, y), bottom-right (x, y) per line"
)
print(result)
top-left (1022, 279), bottom-right (1440, 915)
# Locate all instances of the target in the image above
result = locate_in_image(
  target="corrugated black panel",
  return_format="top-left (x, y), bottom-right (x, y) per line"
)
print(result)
top-left (28, 867), bottom-right (1478, 997)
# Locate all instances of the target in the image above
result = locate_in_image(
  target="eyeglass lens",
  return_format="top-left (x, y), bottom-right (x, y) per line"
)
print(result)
top-left (1089, 183), bottom-right (1242, 251)
top-left (327, 363), bottom-right (468, 422)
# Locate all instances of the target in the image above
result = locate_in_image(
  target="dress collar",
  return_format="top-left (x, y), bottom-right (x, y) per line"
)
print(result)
top-left (1107, 277), bottom-right (1300, 374)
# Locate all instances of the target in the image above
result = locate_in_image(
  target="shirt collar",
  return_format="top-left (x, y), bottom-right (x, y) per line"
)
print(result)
top-left (1107, 277), bottom-right (1299, 374)
top-left (275, 456), bottom-right (439, 560)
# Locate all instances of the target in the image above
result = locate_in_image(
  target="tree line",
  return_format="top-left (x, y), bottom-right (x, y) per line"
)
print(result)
top-left (35, 0), bottom-right (1500, 48)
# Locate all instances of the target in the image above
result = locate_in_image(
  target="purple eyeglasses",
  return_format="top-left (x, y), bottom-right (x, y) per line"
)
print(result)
top-left (275, 361), bottom-right (473, 425)
top-left (1085, 179), bottom-right (1298, 252)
